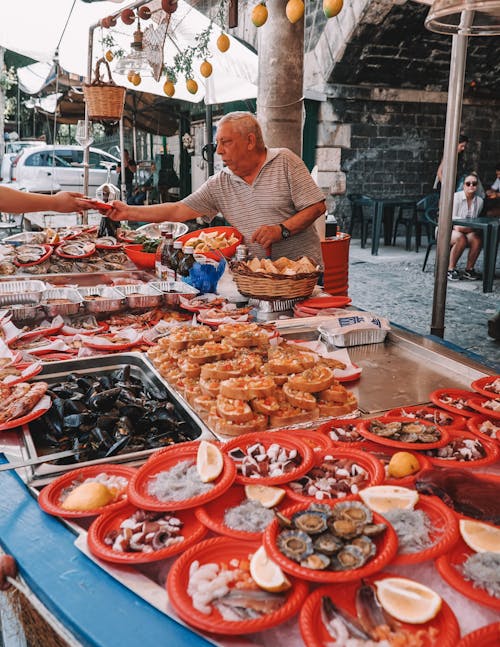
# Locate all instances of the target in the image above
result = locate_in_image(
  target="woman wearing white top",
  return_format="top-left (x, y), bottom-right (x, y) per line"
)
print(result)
top-left (447, 172), bottom-right (484, 281)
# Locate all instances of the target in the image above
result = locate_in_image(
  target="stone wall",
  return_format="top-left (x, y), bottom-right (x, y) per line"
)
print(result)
top-left (314, 86), bottom-right (500, 227)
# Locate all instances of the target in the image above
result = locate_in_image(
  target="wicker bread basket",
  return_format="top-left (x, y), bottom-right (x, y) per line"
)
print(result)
top-left (231, 258), bottom-right (320, 301)
top-left (83, 58), bottom-right (126, 121)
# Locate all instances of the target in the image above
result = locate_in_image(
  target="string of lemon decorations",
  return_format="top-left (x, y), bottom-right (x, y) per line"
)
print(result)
top-left (251, 0), bottom-right (343, 28)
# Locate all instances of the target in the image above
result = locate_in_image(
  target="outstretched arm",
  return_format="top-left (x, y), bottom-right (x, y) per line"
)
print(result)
top-left (0, 188), bottom-right (84, 214)
top-left (83, 199), bottom-right (202, 223)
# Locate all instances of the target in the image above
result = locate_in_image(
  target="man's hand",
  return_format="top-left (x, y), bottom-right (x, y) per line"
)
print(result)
top-left (106, 200), bottom-right (131, 221)
top-left (52, 191), bottom-right (85, 213)
top-left (251, 224), bottom-right (282, 250)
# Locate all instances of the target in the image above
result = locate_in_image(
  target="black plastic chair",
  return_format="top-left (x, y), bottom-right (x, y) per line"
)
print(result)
top-left (347, 194), bottom-right (375, 248)
top-left (419, 194), bottom-right (440, 271)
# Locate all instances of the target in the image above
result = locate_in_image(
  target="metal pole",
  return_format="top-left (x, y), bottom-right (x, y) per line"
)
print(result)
top-left (430, 13), bottom-right (471, 338)
top-left (119, 117), bottom-right (126, 201)
top-left (82, 25), bottom-right (95, 225)
top-left (205, 104), bottom-right (214, 176)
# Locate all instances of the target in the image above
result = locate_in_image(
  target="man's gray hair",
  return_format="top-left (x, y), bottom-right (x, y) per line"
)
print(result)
top-left (217, 112), bottom-right (265, 149)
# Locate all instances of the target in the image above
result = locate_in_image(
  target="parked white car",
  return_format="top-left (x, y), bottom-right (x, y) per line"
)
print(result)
top-left (1, 139), bottom-right (45, 182)
top-left (11, 145), bottom-right (119, 194)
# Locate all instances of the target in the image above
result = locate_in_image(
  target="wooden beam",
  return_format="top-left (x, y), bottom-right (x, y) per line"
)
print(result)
top-left (228, 0), bottom-right (238, 28)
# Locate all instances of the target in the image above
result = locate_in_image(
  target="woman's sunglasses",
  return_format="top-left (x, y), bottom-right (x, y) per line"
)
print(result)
top-left (465, 181), bottom-right (478, 186)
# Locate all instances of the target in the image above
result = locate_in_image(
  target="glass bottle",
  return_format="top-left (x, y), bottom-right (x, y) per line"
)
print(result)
top-left (177, 245), bottom-right (196, 279)
top-left (171, 240), bottom-right (184, 280)
top-left (155, 232), bottom-right (174, 280)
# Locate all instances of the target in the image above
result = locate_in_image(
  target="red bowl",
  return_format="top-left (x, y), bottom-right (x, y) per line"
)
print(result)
top-left (357, 442), bottom-right (432, 487)
top-left (466, 415), bottom-right (500, 445)
top-left (358, 416), bottom-right (449, 450)
top-left (123, 244), bottom-right (156, 270)
top-left (457, 623), bottom-right (500, 647)
top-left (176, 226), bottom-right (243, 261)
top-left (386, 405), bottom-right (467, 431)
top-left (423, 428), bottom-right (499, 468)
top-left (317, 418), bottom-right (366, 449)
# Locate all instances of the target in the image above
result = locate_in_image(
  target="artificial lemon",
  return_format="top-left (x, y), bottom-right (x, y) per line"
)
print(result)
top-left (323, 0), bottom-right (343, 18)
top-left (131, 73), bottom-right (141, 86)
top-left (387, 451), bottom-right (420, 479)
top-left (200, 61), bottom-right (213, 78)
top-left (196, 440), bottom-right (223, 483)
top-left (186, 78), bottom-right (199, 94)
top-left (127, 70), bottom-right (136, 83)
top-left (252, 2), bottom-right (268, 27)
top-left (375, 577), bottom-right (442, 624)
top-left (163, 80), bottom-right (175, 97)
top-left (105, 50), bottom-right (114, 63)
top-left (250, 546), bottom-right (291, 592)
top-left (285, 0), bottom-right (304, 24)
top-left (459, 519), bottom-right (500, 554)
top-left (61, 482), bottom-right (114, 511)
top-left (217, 33), bottom-right (230, 52)
top-left (244, 484), bottom-right (286, 508)
top-left (359, 485), bottom-right (419, 514)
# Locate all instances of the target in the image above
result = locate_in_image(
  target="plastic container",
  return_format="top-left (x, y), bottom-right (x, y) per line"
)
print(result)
top-left (321, 233), bottom-right (350, 296)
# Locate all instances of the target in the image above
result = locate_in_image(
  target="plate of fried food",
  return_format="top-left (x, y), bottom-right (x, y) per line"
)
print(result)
top-left (177, 226), bottom-right (242, 261)
top-left (0, 381), bottom-right (50, 431)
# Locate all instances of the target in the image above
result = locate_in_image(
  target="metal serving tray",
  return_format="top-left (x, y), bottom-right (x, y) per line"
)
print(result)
top-left (41, 287), bottom-right (83, 317)
top-left (0, 279), bottom-right (47, 305)
top-left (21, 352), bottom-right (215, 486)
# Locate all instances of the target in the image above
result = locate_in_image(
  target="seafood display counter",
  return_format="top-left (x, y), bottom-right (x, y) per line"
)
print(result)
top-left (0, 314), bottom-right (499, 647)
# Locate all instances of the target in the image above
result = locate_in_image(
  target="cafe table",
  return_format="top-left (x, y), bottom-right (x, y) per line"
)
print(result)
top-left (453, 217), bottom-right (499, 293)
top-left (370, 197), bottom-right (418, 256)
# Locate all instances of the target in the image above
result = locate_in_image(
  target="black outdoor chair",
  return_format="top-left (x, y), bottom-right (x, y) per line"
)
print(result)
top-left (347, 194), bottom-right (375, 248)
top-left (391, 202), bottom-right (420, 251)
top-left (419, 194), bottom-right (440, 271)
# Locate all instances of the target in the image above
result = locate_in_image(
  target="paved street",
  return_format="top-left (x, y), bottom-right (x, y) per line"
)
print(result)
top-left (347, 234), bottom-right (500, 371)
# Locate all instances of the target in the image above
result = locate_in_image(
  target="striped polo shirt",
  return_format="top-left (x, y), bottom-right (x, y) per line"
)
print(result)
top-left (181, 148), bottom-right (326, 265)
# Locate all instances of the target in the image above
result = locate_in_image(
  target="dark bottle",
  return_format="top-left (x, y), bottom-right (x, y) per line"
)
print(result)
top-left (155, 232), bottom-right (174, 280)
top-left (98, 215), bottom-right (119, 238)
top-left (177, 245), bottom-right (195, 279)
top-left (170, 240), bottom-right (184, 280)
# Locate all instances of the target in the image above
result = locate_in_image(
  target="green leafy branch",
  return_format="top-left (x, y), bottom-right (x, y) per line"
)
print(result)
top-left (0, 66), bottom-right (16, 92)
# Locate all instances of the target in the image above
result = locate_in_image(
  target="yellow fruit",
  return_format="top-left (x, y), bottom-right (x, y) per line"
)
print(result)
top-left (131, 73), bottom-right (141, 86)
top-left (127, 70), bottom-right (136, 82)
top-left (186, 78), bottom-right (199, 94)
top-left (459, 519), bottom-right (500, 554)
top-left (249, 546), bottom-right (291, 592)
top-left (200, 61), bottom-right (213, 78)
top-left (244, 484), bottom-right (286, 508)
top-left (105, 50), bottom-right (114, 63)
top-left (252, 3), bottom-right (268, 27)
top-left (217, 33), bottom-right (230, 53)
top-left (375, 577), bottom-right (442, 624)
top-left (61, 482), bottom-right (114, 511)
top-left (196, 440), bottom-right (223, 483)
top-left (359, 485), bottom-right (419, 514)
top-left (163, 80), bottom-right (175, 97)
top-left (387, 451), bottom-right (420, 479)
top-left (323, 0), bottom-right (343, 18)
top-left (285, 0), bottom-right (304, 24)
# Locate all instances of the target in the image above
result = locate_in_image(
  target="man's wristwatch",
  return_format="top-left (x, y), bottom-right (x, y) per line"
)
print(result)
top-left (279, 223), bottom-right (291, 239)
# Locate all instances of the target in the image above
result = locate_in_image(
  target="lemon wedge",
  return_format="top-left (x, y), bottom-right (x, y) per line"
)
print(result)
top-left (61, 482), bottom-right (114, 511)
top-left (375, 577), bottom-right (442, 624)
top-left (387, 451), bottom-right (420, 478)
top-left (359, 485), bottom-right (419, 514)
top-left (459, 519), bottom-right (500, 554)
top-left (244, 484), bottom-right (286, 508)
top-left (249, 545), bottom-right (291, 593)
top-left (196, 440), bottom-right (224, 483)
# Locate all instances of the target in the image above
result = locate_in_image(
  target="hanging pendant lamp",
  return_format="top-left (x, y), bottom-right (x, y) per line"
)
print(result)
top-left (425, 0), bottom-right (500, 35)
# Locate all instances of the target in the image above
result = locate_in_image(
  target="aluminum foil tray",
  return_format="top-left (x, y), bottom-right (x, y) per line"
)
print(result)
top-left (22, 352), bottom-right (214, 486)
top-left (41, 287), bottom-right (83, 317)
top-left (0, 279), bottom-right (47, 305)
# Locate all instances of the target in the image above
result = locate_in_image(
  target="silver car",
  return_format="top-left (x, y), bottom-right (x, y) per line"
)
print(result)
top-left (11, 145), bottom-right (119, 194)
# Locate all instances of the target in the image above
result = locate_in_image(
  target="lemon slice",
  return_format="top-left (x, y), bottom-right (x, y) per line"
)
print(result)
top-left (459, 519), bottom-right (500, 554)
top-left (245, 484), bottom-right (286, 508)
top-left (375, 577), bottom-right (442, 624)
top-left (61, 482), bottom-right (114, 511)
top-left (249, 545), bottom-right (291, 593)
top-left (196, 440), bottom-right (224, 483)
top-left (359, 485), bottom-right (419, 514)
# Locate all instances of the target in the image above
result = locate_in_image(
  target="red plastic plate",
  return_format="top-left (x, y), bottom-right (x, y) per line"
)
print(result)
top-left (424, 428), bottom-right (499, 468)
top-left (0, 361), bottom-right (43, 386)
top-left (38, 464), bottom-right (137, 519)
top-left (55, 242), bottom-right (96, 259)
top-left (386, 405), bottom-right (467, 431)
top-left (358, 416), bottom-right (450, 450)
top-left (0, 394), bottom-right (51, 432)
top-left (299, 575), bottom-right (460, 647)
top-left (222, 432), bottom-right (315, 486)
top-left (429, 388), bottom-right (487, 418)
top-left (278, 428), bottom-right (334, 453)
top-left (263, 500), bottom-right (398, 583)
top-left (127, 443), bottom-right (236, 511)
top-left (87, 503), bottom-right (207, 564)
top-left (466, 415), bottom-right (500, 445)
top-left (436, 537), bottom-right (500, 611)
top-left (176, 225), bottom-right (243, 261)
top-left (167, 536), bottom-right (308, 635)
top-left (470, 375), bottom-right (500, 399)
top-left (13, 244), bottom-right (53, 267)
top-left (466, 397), bottom-right (500, 421)
top-left (317, 419), bottom-right (367, 449)
top-left (299, 296), bottom-right (352, 309)
top-left (457, 623), bottom-right (500, 647)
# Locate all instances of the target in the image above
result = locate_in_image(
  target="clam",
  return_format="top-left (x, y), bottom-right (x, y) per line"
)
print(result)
top-left (277, 529), bottom-right (313, 562)
top-left (300, 552), bottom-right (330, 570)
top-left (292, 510), bottom-right (328, 534)
top-left (313, 532), bottom-right (344, 555)
top-left (335, 545), bottom-right (366, 570)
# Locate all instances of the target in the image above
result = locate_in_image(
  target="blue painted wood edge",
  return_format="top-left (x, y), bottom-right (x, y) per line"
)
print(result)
top-left (0, 455), bottom-right (212, 647)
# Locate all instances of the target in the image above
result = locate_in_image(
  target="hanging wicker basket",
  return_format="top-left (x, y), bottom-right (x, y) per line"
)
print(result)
top-left (83, 58), bottom-right (126, 121)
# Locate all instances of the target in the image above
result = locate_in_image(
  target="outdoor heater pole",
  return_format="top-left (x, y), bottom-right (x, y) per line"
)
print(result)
top-left (205, 104), bottom-right (214, 176)
top-left (83, 24), bottom-right (95, 226)
top-left (430, 15), bottom-right (470, 338)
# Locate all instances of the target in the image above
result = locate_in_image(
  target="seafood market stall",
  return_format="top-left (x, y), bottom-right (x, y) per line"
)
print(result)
top-left (0, 232), bottom-right (499, 647)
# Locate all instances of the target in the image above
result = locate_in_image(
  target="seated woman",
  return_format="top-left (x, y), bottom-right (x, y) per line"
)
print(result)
top-left (485, 162), bottom-right (500, 217)
top-left (447, 172), bottom-right (484, 281)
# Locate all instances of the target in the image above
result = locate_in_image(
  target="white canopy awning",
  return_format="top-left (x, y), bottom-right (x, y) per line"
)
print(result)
top-left (0, 0), bottom-right (258, 104)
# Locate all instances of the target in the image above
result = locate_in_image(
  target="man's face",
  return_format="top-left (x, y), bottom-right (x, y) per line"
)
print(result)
top-left (458, 141), bottom-right (467, 153)
top-left (215, 123), bottom-right (251, 174)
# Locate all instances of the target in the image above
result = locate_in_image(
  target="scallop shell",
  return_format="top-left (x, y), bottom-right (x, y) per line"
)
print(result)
top-left (277, 529), bottom-right (313, 562)
top-left (313, 532), bottom-right (344, 555)
top-left (334, 545), bottom-right (367, 570)
top-left (300, 552), bottom-right (330, 570)
top-left (333, 501), bottom-right (373, 526)
top-left (292, 510), bottom-right (328, 535)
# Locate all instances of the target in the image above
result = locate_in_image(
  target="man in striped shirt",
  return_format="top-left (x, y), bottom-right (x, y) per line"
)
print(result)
top-left (96, 112), bottom-right (326, 265)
